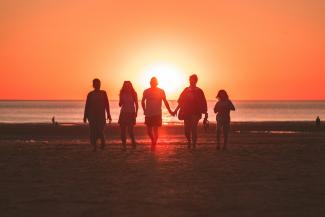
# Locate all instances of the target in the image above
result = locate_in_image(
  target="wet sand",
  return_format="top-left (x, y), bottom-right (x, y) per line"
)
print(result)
top-left (0, 122), bottom-right (325, 217)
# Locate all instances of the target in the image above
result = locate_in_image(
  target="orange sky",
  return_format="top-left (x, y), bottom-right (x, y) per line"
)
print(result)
top-left (1, 0), bottom-right (324, 100)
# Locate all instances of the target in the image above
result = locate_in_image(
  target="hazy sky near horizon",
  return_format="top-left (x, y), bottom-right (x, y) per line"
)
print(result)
top-left (1, 0), bottom-right (325, 100)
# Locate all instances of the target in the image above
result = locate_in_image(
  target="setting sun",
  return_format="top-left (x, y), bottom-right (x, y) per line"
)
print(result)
top-left (141, 63), bottom-right (186, 97)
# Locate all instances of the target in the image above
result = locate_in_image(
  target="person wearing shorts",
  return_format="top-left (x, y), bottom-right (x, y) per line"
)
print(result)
top-left (141, 77), bottom-right (173, 151)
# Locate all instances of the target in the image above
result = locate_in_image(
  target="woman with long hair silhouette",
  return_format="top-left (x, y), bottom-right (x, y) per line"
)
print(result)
top-left (118, 81), bottom-right (138, 150)
top-left (214, 89), bottom-right (235, 150)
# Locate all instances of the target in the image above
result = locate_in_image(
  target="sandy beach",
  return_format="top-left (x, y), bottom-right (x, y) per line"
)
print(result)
top-left (0, 122), bottom-right (324, 217)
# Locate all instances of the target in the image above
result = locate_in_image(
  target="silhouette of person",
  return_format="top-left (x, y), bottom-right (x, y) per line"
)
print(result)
top-left (118, 81), bottom-right (138, 150)
top-left (173, 74), bottom-right (208, 148)
top-left (214, 90), bottom-right (235, 150)
top-left (83, 78), bottom-right (112, 151)
top-left (51, 116), bottom-right (56, 126)
top-left (141, 77), bottom-right (173, 151)
top-left (316, 116), bottom-right (321, 127)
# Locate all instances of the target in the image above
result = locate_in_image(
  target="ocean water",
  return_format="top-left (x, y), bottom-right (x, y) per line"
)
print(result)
top-left (0, 100), bottom-right (324, 123)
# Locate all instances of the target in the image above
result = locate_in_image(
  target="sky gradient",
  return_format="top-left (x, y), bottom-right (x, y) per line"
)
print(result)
top-left (1, 0), bottom-right (325, 100)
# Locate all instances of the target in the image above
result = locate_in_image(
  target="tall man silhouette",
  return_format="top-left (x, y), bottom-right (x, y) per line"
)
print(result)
top-left (84, 78), bottom-right (112, 151)
top-left (142, 77), bottom-right (173, 151)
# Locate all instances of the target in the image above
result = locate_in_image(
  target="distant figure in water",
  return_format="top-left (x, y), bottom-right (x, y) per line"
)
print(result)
top-left (142, 77), bottom-right (173, 151)
top-left (214, 90), bottom-right (235, 150)
top-left (84, 78), bottom-right (112, 151)
top-left (173, 74), bottom-right (208, 148)
top-left (118, 81), bottom-right (138, 150)
top-left (51, 116), bottom-right (59, 126)
top-left (51, 116), bottom-right (56, 126)
top-left (316, 116), bottom-right (321, 127)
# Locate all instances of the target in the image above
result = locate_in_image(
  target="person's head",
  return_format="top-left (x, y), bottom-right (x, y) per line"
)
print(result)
top-left (150, 77), bottom-right (158, 88)
top-left (189, 74), bottom-right (198, 87)
top-left (120, 81), bottom-right (136, 95)
top-left (93, 78), bottom-right (101, 90)
top-left (216, 89), bottom-right (229, 101)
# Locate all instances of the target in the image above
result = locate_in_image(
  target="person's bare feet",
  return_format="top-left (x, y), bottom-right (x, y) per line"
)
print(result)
top-left (151, 141), bottom-right (156, 151)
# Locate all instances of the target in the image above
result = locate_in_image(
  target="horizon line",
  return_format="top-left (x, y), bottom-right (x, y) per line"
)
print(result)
top-left (1, 98), bottom-right (325, 101)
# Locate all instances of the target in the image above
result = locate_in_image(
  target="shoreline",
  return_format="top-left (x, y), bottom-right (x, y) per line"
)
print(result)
top-left (1, 119), bottom-right (322, 124)
top-left (0, 121), bottom-right (323, 141)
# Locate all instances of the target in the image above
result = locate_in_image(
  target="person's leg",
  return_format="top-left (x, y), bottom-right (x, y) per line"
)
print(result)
top-left (149, 126), bottom-right (158, 151)
top-left (154, 115), bottom-right (162, 147)
top-left (120, 125), bottom-right (127, 150)
top-left (146, 116), bottom-right (155, 150)
top-left (89, 122), bottom-right (97, 151)
top-left (147, 125), bottom-right (154, 145)
top-left (98, 123), bottom-right (106, 150)
top-left (128, 125), bottom-right (136, 148)
top-left (216, 122), bottom-right (221, 150)
top-left (153, 126), bottom-right (159, 144)
top-left (191, 117), bottom-right (200, 148)
top-left (184, 119), bottom-right (191, 148)
top-left (223, 123), bottom-right (230, 150)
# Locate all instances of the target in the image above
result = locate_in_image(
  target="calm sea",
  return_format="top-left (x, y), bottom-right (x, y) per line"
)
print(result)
top-left (0, 100), bottom-right (324, 123)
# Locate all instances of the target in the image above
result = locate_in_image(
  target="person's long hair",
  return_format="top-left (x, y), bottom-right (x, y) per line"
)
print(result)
top-left (120, 81), bottom-right (137, 100)
top-left (216, 89), bottom-right (229, 101)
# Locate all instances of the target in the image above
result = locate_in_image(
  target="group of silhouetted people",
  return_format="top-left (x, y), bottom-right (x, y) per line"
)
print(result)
top-left (83, 74), bottom-right (235, 151)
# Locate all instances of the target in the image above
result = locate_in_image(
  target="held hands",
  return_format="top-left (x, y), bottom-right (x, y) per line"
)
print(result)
top-left (203, 113), bottom-right (209, 132)
top-left (168, 109), bottom-right (176, 117)
top-left (204, 113), bottom-right (208, 120)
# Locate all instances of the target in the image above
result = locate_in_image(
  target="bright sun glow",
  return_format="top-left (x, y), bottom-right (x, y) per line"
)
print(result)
top-left (142, 63), bottom-right (186, 96)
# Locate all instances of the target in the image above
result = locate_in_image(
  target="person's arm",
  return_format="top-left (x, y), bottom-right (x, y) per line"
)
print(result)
top-left (200, 89), bottom-right (208, 119)
top-left (141, 91), bottom-right (146, 114)
top-left (229, 100), bottom-right (235, 111)
top-left (163, 98), bottom-right (173, 115)
top-left (134, 92), bottom-right (139, 117)
top-left (173, 105), bottom-right (181, 116)
top-left (104, 92), bottom-right (112, 123)
top-left (83, 93), bottom-right (90, 123)
top-left (214, 102), bottom-right (218, 114)
top-left (119, 94), bottom-right (123, 107)
top-left (162, 90), bottom-right (173, 115)
top-left (173, 88), bottom-right (186, 115)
